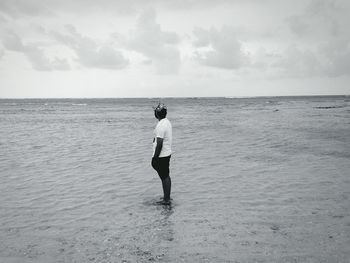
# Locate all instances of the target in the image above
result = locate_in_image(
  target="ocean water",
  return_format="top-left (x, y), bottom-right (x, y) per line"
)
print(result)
top-left (0, 96), bottom-right (349, 263)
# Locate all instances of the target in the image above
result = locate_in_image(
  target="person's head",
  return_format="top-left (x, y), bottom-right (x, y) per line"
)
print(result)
top-left (153, 103), bottom-right (167, 120)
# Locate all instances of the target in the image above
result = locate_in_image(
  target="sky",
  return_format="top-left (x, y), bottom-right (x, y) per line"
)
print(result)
top-left (0, 0), bottom-right (350, 98)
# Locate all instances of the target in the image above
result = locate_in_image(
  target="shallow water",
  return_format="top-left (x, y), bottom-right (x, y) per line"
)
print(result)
top-left (0, 96), bottom-right (349, 262)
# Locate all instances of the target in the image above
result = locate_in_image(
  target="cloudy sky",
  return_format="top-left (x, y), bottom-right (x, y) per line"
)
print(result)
top-left (0, 0), bottom-right (349, 98)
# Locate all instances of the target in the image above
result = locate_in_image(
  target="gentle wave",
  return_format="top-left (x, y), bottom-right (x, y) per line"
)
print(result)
top-left (0, 96), bottom-right (349, 262)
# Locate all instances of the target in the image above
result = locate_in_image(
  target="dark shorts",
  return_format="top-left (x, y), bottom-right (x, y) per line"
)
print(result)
top-left (151, 155), bottom-right (171, 180)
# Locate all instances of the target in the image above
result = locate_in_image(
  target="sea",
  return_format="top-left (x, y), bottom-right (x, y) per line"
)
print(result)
top-left (0, 96), bottom-right (349, 263)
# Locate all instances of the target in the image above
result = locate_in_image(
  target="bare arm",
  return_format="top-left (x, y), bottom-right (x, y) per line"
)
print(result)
top-left (153, 137), bottom-right (163, 158)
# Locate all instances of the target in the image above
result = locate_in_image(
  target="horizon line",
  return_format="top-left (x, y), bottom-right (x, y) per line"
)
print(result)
top-left (0, 94), bottom-right (349, 100)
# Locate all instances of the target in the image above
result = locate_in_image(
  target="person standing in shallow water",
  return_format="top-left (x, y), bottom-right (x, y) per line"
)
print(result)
top-left (151, 103), bottom-right (172, 205)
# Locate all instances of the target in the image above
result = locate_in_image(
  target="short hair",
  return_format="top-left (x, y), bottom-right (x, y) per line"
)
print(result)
top-left (154, 103), bottom-right (167, 119)
top-left (157, 108), bottom-right (167, 118)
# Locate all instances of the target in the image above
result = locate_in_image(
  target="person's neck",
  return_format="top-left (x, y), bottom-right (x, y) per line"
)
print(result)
top-left (158, 117), bottom-right (165, 121)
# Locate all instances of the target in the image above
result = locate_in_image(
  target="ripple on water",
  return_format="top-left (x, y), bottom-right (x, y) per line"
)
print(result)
top-left (0, 97), bottom-right (350, 262)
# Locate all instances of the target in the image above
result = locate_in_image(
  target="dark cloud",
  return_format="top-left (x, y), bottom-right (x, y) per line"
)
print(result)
top-left (286, 0), bottom-right (349, 38)
top-left (273, 45), bottom-right (322, 78)
top-left (192, 26), bottom-right (249, 69)
top-left (52, 25), bottom-right (129, 70)
top-left (123, 9), bottom-right (181, 74)
top-left (1, 31), bottom-right (70, 71)
top-left (283, 0), bottom-right (350, 77)
top-left (1, 32), bottom-right (25, 52)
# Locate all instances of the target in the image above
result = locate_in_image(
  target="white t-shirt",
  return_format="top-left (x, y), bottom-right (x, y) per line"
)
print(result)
top-left (153, 118), bottom-right (172, 157)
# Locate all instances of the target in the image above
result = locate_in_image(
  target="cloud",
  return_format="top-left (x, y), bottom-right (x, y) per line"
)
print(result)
top-left (25, 44), bottom-right (70, 71)
top-left (272, 45), bottom-right (322, 78)
top-left (52, 25), bottom-right (129, 69)
top-left (267, 39), bottom-right (350, 78)
top-left (0, 0), bottom-right (132, 17)
top-left (123, 9), bottom-right (181, 74)
top-left (0, 13), bottom-right (8, 23)
top-left (1, 0), bottom-right (349, 79)
top-left (1, 31), bottom-right (70, 71)
top-left (192, 26), bottom-right (249, 69)
top-left (0, 0), bottom-right (52, 17)
top-left (0, 0), bottom-right (250, 18)
top-left (320, 37), bottom-right (350, 77)
top-left (282, 0), bottom-right (350, 77)
top-left (1, 31), bottom-right (25, 52)
top-left (286, 0), bottom-right (350, 39)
